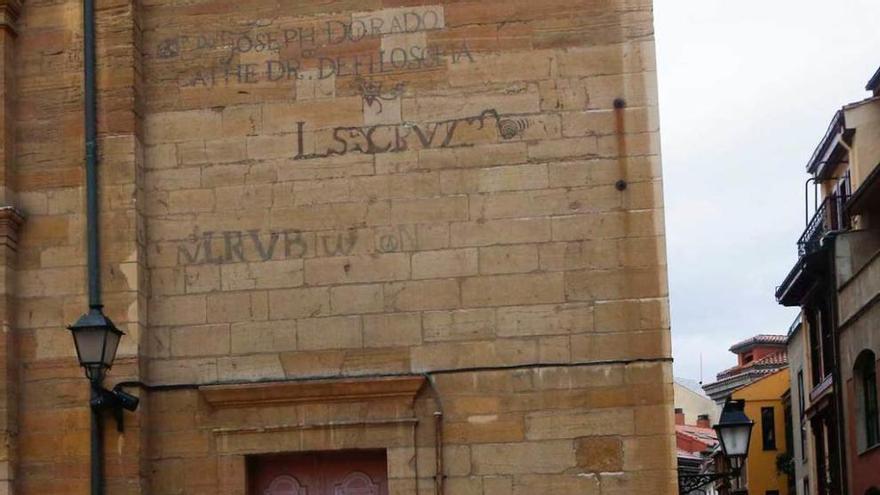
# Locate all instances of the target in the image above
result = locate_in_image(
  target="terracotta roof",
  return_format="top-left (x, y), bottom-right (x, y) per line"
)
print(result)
top-left (715, 350), bottom-right (788, 381)
top-left (676, 424), bottom-right (718, 445)
top-left (754, 351), bottom-right (788, 366)
top-left (728, 334), bottom-right (787, 353)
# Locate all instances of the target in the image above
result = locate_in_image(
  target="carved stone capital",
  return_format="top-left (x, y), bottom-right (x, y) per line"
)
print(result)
top-left (0, 207), bottom-right (24, 252)
top-left (0, 0), bottom-right (22, 35)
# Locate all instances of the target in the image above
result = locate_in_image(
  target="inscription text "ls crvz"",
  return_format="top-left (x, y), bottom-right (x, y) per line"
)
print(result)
top-left (294, 109), bottom-right (506, 160)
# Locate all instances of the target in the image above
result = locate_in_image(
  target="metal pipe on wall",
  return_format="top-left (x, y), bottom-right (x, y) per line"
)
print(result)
top-left (433, 411), bottom-right (444, 495)
top-left (83, 0), bottom-right (100, 310)
top-left (82, 0), bottom-right (103, 491)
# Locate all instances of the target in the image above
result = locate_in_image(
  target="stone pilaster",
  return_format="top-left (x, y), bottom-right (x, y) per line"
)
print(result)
top-left (0, 0), bottom-right (19, 207)
top-left (0, 207), bottom-right (23, 495)
top-left (0, 0), bottom-right (21, 492)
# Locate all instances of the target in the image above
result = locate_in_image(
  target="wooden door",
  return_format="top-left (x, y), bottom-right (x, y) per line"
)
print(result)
top-left (249, 450), bottom-right (388, 495)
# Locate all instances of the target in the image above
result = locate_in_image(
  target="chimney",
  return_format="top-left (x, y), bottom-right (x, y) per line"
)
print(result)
top-left (697, 414), bottom-right (711, 428)
top-left (675, 408), bottom-right (685, 426)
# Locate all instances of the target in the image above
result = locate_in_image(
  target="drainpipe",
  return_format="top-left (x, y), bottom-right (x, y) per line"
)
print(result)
top-left (83, 0), bottom-right (100, 311)
top-left (433, 411), bottom-right (444, 495)
top-left (82, 0), bottom-right (104, 492)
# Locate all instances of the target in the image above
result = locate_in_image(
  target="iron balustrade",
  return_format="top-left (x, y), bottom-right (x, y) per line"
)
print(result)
top-left (797, 194), bottom-right (849, 256)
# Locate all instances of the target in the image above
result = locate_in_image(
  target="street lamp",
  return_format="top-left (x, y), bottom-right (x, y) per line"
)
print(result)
top-left (68, 305), bottom-right (139, 495)
top-left (68, 307), bottom-right (123, 383)
top-left (678, 399), bottom-right (754, 494)
top-left (714, 399), bottom-right (754, 460)
top-left (67, 305), bottom-right (140, 419)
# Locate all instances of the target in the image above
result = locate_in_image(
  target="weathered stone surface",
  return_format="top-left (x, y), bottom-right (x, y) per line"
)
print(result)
top-left (471, 441), bottom-right (576, 475)
top-left (10, 0), bottom-right (671, 491)
top-left (576, 436), bottom-right (623, 472)
top-left (525, 408), bottom-right (635, 440)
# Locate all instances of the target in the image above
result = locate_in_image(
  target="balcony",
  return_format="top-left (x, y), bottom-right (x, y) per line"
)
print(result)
top-left (777, 193), bottom-right (849, 306)
top-left (797, 194), bottom-right (849, 257)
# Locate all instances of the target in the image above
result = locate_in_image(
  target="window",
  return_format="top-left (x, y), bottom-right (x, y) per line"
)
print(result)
top-left (798, 370), bottom-right (807, 460)
top-left (762, 406), bottom-right (777, 450)
top-left (855, 350), bottom-right (879, 450)
top-left (808, 311), bottom-right (823, 386)
top-left (797, 371), bottom-right (805, 417)
top-left (867, 363), bottom-right (879, 446)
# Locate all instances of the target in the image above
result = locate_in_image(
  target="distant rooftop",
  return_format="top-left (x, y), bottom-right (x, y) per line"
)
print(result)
top-left (716, 350), bottom-right (788, 381)
top-left (676, 424), bottom-right (718, 444)
top-left (868, 66), bottom-right (880, 93)
top-left (729, 334), bottom-right (787, 353)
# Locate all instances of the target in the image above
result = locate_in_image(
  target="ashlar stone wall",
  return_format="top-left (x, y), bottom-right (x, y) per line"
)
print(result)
top-left (6, 0), bottom-right (674, 492)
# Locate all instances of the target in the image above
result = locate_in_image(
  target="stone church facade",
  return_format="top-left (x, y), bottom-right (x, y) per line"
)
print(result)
top-left (0, 0), bottom-right (673, 492)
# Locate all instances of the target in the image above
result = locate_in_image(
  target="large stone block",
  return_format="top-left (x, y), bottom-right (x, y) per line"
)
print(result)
top-left (524, 408), bottom-right (634, 440)
top-left (471, 441), bottom-right (575, 475)
top-left (462, 273), bottom-right (564, 307)
top-left (412, 248), bottom-right (478, 279)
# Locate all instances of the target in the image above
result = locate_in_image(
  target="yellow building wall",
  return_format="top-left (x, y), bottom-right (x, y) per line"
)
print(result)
top-left (733, 369), bottom-right (791, 495)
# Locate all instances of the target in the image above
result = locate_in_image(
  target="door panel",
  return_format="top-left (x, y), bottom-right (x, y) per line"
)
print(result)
top-left (250, 450), bottom-right (388, 495)
top-left (263, 475), bottom-right (308, 495)
top-left (332, 472), bottom-right (380, 495)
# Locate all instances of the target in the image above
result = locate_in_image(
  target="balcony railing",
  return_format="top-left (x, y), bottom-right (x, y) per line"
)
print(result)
top-left (797, 194), bottom-right (849, 256)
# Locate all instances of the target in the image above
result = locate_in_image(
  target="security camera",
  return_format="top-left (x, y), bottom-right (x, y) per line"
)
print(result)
top-left (112, 388), bottom-right (140, 412)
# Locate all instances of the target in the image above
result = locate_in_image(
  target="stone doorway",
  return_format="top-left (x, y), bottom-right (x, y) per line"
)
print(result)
top-left (249, 450), bottom-right (389, 495)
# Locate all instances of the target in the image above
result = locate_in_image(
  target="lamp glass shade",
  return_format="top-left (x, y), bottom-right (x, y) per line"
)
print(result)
top-left (717, 423), bottom-right (753, 458)
top-left (72, 326), bottom-right (107, 365)
top-left (68, 308), bottom-right (124, 379)
top-left (102, 327), bottom-right (121, 367)
top-left (714, 398), bottom-right (754, 459)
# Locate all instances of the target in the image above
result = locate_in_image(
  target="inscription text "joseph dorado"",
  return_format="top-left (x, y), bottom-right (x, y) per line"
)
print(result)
top-left (294, 109), bottom-right (507, 160)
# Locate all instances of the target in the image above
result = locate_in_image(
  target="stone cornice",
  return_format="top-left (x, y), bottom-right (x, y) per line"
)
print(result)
top-left (0, 0), bottom-right (22, 35)
top-left (200, 375), bottom-right (426, 409)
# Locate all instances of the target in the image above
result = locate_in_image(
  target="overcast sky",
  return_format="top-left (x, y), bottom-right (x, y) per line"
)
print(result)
top-left (654, 0), bottom-right (880, 383)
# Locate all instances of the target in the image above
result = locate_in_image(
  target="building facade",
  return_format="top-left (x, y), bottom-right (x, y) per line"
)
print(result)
top-left (789, 318), bottom-right (818, 495)
top-left (777, 67), bottom-right (880, 495)
top-left (675, 377), bottom-right (722, 495)
top-left (676, 377), bottom-right (722, 424)
top-left (701, 336), bottom-right (792, 495)
top-left (731, 369), bottom-right (792, 495)
top-left (703, 335), bottom-right (789, 405)
top-left (0, 0), bottom-right (672, 493)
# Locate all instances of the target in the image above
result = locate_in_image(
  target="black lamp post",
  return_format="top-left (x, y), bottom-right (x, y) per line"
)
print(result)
top-left (678, 399), bottom-right (755, 494)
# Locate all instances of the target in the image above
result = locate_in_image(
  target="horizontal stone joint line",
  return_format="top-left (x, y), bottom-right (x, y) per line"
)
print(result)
top-left (114, 356), bottom-right (672, 391)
